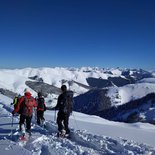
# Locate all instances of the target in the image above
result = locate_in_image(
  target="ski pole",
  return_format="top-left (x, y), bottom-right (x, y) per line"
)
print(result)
top-left (35, 108), bottom-right (37, 121)
top-left (11, 115), bottom-right (13, 127)
top-left (54, 109), bottom-right (56, 122)
top-left (11, 115), bottom-right (13, 140)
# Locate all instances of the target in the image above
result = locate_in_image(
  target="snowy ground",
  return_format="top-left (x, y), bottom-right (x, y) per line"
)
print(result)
top-left (0, 94), bottom-right (155, 155)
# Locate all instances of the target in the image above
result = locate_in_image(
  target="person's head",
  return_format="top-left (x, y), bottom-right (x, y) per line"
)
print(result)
top-left (61, 85), bottom-right (67, 92)
top-left (24, 88), bottom-right (31, 98)
top-left (38, 92), bottom-right (42, 97)
top-left (18, 94), bottom-right (21, 98)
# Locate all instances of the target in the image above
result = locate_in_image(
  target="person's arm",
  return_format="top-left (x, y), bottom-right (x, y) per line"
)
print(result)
top-left (55, 95), bottom-right (61, 110)
top-left (70, 101), bottom-right (73, 114)
top-left (43, 98), bottom-right (46, 111)
top-left (12, 96), bottom-right (24, 114)
top-left (33, 97), bottom-right (38, 107)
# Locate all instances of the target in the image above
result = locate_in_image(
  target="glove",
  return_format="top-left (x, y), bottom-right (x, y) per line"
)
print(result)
top-left (12, 110), bottom-right (15, 115)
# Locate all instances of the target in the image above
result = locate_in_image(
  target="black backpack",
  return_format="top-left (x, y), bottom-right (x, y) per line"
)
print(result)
top-left (62, 91), bottom-right (73, 114)
top-left (37, 97), bottom-right (46, 111)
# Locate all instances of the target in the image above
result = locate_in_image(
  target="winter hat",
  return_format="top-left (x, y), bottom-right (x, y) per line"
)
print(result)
top-left (24, 88), bottom-right (30, 93)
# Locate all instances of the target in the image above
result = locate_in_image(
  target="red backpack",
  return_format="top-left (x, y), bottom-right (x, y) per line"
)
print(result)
top-left (20, 97), bottom-right (35, 116)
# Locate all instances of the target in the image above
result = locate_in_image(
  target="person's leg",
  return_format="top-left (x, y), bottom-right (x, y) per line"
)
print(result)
top-left (64, 114), bottom-right (70, 134)
top-left (57, 112), bottom-right (64, 132)
top-left (39, 111), bottom-right (44, 120)
top-left (26, 116), bottom-right (32, 131)
top-left (19, 114), bottom-right (25, 131)
top-left (40, 111), bottom-right (45, 125)
top-left (19, 115), bottom-right (26, 134)
top-left (37, 111), bottom-right (41, 125)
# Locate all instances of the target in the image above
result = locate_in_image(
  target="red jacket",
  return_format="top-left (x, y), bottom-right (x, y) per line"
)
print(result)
top-left (14, 92), bottom-right (37, 116)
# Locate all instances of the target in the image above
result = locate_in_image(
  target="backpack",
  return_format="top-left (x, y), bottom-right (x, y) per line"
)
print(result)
top-left (19, 97), bottom-right (35, 116)
top-left (62, 91), bottom-right (73, 114)
top-left (37, 97), bottom-right (46, 111)
top-left (13, 96), bottom-right (19, 109)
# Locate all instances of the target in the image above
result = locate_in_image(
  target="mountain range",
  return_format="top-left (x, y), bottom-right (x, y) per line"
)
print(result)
top-left (0, 67), bottom-right (155, 124)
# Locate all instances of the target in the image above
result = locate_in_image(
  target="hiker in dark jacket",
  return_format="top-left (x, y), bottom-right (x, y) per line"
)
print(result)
top-left (36, 92), bottom-right (46, 126)
top-left (12, 88), bottom-right (37, 134)
top-left (55, 85), bottom-right (73, 136)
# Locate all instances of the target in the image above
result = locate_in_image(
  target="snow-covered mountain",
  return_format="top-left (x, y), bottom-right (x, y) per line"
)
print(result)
top-left (0, 67), bottom-right (155, 121)
top-left (0, 67), bottom-right (155, 154)
top-left (0, 67), bottom-right (154, 97)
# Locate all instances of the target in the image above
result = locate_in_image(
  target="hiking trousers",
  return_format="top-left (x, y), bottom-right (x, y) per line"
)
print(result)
top-left (19, 114), bottom-right (32, 131)
top-left (57, 111), bottom-right (70, 134)
top-left (37, 110), bottom-right (45, 125)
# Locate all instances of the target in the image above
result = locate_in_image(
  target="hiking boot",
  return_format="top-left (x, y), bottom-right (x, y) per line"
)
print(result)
top-left (61, 129), bottom-right (66, 135)
top-left (57, 129), bottom-right (66, 137)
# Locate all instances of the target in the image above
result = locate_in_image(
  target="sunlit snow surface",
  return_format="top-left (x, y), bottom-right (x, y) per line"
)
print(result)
top-left (0, 94), bottom-right (155, 155)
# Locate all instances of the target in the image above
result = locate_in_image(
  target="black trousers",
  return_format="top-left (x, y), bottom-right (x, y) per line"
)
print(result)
top-left (19, 114), bottom-right (32, 130)
top-left (57, 111), bottom-right (70, 134)
top-left (37, 110), bottom-right (45, 125)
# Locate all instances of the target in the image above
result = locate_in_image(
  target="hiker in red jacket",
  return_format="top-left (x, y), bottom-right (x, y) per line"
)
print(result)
top-left (12, 88), bottom-right (37, 134)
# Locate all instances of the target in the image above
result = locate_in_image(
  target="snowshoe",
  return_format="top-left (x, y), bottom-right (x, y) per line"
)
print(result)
top-left (57, 129), bottom-right (66, 138)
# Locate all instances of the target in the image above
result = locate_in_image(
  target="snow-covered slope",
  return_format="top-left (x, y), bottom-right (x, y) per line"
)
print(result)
top-left (108, 82), bottom-right (155, 106)
top-left (0, 94), bottom-right (155, 155)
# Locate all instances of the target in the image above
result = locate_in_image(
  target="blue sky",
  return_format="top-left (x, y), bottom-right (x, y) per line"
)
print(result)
top-left (0, 0), bottom-right (155, 70)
